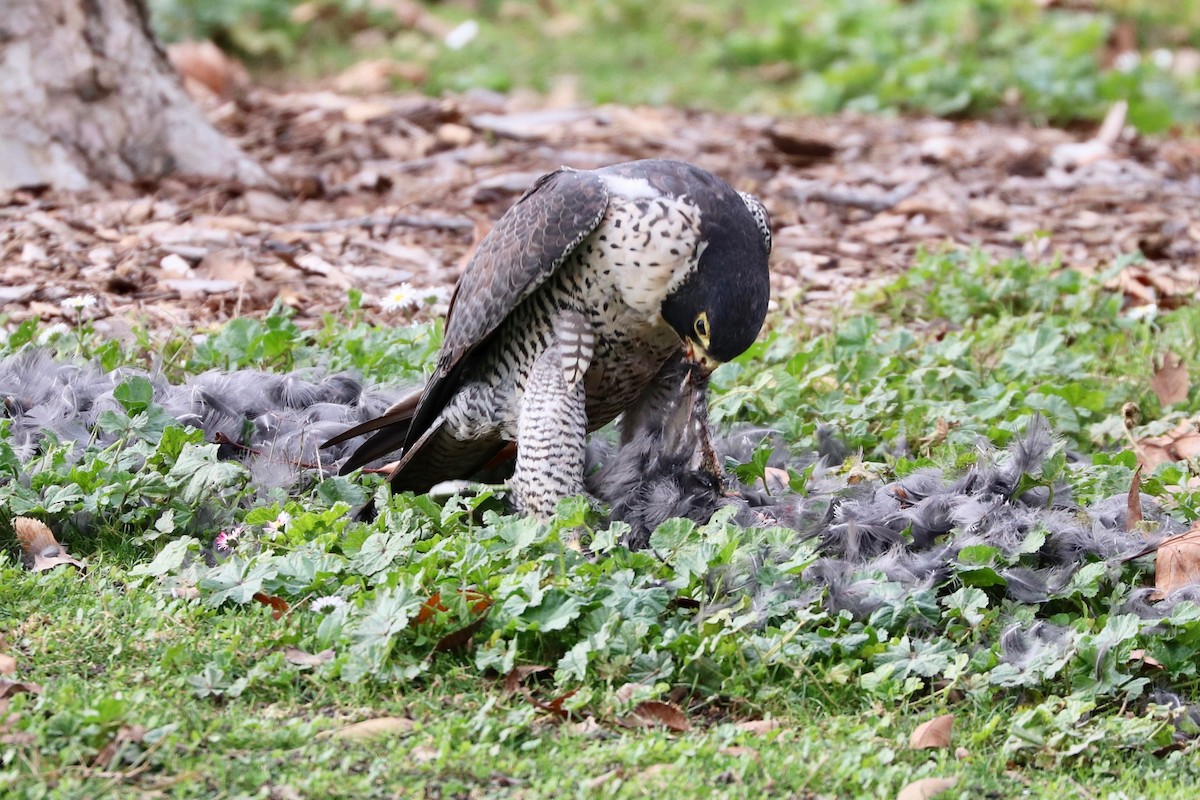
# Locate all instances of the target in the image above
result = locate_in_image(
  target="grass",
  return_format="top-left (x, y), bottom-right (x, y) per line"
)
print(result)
top-left (3, 571), bottom-right (1200, 798)
top-left (3, 249), bottom-right (1200, 797)
top-left (149, 0), bottom-right (1200, 132)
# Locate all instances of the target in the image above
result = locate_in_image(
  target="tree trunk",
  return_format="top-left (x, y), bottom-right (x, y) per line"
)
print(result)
top-left (0, 0), bottom-right (268, 191)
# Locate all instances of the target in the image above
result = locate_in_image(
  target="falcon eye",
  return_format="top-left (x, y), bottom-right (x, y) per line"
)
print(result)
top-left (693, 312), bottom-right (710, 342)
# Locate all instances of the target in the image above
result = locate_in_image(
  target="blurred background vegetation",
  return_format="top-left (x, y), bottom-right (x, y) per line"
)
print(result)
top-left (150, 0), bottom-right (1200, 131)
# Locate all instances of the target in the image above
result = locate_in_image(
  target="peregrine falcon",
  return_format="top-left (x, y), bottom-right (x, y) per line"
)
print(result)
top-left (326, 159), bottom-right (772, 517)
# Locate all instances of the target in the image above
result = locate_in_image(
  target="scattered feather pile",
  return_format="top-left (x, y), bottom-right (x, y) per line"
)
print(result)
top-left (0, 349), bottom-right (403, 491)
top-left (2, 348), bottom-right (1191, 618)
top-left (6, 349), bottom-right (1200, 734)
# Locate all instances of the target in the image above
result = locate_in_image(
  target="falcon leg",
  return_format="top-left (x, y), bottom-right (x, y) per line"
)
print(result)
top-left (512, 310), bottom-right (594, 518)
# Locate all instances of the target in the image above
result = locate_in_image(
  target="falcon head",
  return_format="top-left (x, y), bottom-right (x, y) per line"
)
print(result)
top-left (661, 193), bottom-right (772, 374)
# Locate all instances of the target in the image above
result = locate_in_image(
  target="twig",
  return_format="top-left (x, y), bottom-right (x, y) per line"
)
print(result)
top-left (786, 177), bottom-right (925, 214)
top-left (283, 213), bottom-right (474, 233)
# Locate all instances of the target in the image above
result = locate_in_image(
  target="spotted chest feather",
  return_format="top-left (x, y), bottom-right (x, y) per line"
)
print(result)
top-left (442, 193), bottom-right (703, 440)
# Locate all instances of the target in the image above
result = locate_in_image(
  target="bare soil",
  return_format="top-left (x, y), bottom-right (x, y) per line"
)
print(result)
top-left (2, 86), bottom-right (1198, 339)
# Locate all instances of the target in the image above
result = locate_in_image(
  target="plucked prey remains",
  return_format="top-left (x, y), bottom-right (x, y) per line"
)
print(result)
top-left (325, 159), bottom-right (773, 515)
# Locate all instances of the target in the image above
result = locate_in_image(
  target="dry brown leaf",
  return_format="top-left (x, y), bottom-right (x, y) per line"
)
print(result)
top-left (0, 680), bottom-right (43, 699)
top-left (0, 731), bottom-right (37, 747)
top-left (581, 769), bottom-right (620, 791)
top-left (1134, 421), bottom-right (1200, 469)
top-left (502, 665), bottom-right (550, 694)
top-left (1128, 649), bottom-right (1165, 670)
top-left (530, 688), bottom-right (579, 718)
top-left (1128, 465), bottom-right (1144, 532)
top-left (565, 717), bottom-right (603, 737)
top-left (409, 744), bottom-right (438, 763)
top-left (734, 719), bottom-right (784, 735)
top-left (14, 517), bottom-right (84, 573)
top-left (1153, 523), bottom-right (1200, 599)
top-left (283, 646), bottom-right (334, 667)
top-left (317, 716), bottom-right (415, 740)
top-left (167, 40), bottom-right (247, 101)
top-left (252, 592), bottom-right (289, 620)
top-left (909, 714), bottom-right (954, 749)
top-left (636, 764), bottom-right (673, 781)
top-left (92, 724), bottom-right (146, 769)
top-left (1151, 352), bottom-right (1189, 407)
top-left (433, 608), bottom-right (490, 653)
top-left (0, 655), bottom-right (14, 676)
top-left (619, 701), bottom-right (691, 732)
top-left (897, 776), bottom-right (958, 800)
top-left (199, 250), bottom-right (258, 283)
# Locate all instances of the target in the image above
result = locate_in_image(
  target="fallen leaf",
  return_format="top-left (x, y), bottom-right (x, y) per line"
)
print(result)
top-left (1134, 421), bottom-right (1200, 469)
top-left (614, 682), bottom-right (641, 704)
top-left (167, 40), bottom-right (247, 101)
top-left (0, 655), bottom-right (14, 675)
top-left (1128, 649), bottom-right (1165, 670)
top-left (1151, 352), bottom-right (1189, 407)
top-left (0, 680), bottom-right (43, 699)
top-left (530, 688), bottom-right (579, 718)
top-left (415, 592), bottom-right (447, 625)
top-left (581, 769), bottom-right (620, 790)
top-left (897, 776), bottom-right (958, 800)
top-left (0, 731), bottom-right (37, 746)
top-left (409, 744), bottom-right (438, 763)
top-left (415, 589), bottom-right (492, 625)
top-left (954, 746), bottom-right (970, 760)
top-left (13, 518), bottom-right (84, 573)
top-left (1153, 524), bottom-right (1200, 599)
top-left (566, 717), bottom-right (603, 737)
top-left (283, 646), bottom-right (334, 667)
top-left (432, 610), bottom-right (489, 653)
top-left (619, 701), bottom-right (691, 732)
top-left (909, 714), bottom-right (954, 749)
top-left (198, 249), bottom-right (257, 284)
top-left (636, 764), bottom-right (673, 781)
top-left (503, 665), bottom-right (550, 694)
top-left (734, 719), bottom-right (784, 735)
top-left (1128, 465), bottom-right (1143, 531)
top-left (92, 724), bottom-right (146, 769)
top-left (252, 592), bottom-right (289, 620)
top-left (317, 716), bottom-right (415, 740)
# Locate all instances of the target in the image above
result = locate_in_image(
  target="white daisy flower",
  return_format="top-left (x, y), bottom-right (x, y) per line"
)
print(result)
top-left (1126, 303), bottom-right (1159, 322)
top-left (310, 596), bottom-right (347, 614)
top-left (61, 294), bottom-right (97, 311)
top-left (1114, 51), bottom-right (1141, 73)
top-left (380, 283), bottom-right (421, 311)
top-left (444, 20), bottom-right (479, 51)
top-left (36, 322), bottom-right (71, 345)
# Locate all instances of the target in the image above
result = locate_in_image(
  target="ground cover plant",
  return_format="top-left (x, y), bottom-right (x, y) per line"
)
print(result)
top-left (150, 0), bottom-right (1200, 131)
top-left (3, 250), bottom-right (1200, 798)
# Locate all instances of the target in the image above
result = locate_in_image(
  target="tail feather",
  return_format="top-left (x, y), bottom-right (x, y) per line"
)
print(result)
top-left (386, 419), bottom-right (508, 494)
top-left (324, 386), bottom-right (424, 470)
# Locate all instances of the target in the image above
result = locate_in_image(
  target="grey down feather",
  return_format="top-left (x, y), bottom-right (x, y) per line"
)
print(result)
top-left (4, 348), bottom-right (1200, 736)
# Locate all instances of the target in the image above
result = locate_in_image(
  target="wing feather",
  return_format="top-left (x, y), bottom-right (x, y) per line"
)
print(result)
top-left (400, 167), bottom-right (609, 451)
top-left (333, 167), bottom-right (609, 477)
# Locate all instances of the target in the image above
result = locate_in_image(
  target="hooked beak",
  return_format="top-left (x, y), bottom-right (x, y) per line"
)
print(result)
top-left (684, 340), bottom-right (719, 376)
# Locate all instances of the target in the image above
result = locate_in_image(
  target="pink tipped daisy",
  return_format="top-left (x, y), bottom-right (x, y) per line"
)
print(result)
top-left (214, 526), bottom-right (243, 553)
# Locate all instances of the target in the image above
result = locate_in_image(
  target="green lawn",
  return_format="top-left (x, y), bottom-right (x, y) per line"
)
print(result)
top-left (4, 251), bottom-right (1200, 797)
top-left (150, 0), bottom-right (1200, 131)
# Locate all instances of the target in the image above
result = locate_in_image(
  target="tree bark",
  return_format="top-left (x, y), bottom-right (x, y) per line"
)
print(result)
top-left (0, 0), bottom-right (268, 191)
